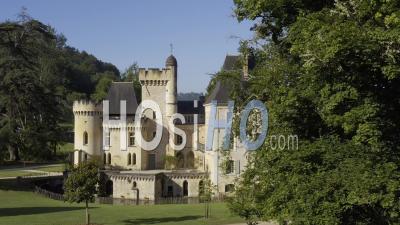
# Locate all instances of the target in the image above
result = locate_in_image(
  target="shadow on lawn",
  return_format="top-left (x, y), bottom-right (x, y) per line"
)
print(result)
top-left (0, 206), bottom-right (87, 217)
top-left (122, 215), bottom-right (202, 224)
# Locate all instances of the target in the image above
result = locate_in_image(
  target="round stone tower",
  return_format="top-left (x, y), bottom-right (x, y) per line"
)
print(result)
top-left (165, 55), bottom-right (177, 121)
top-left (72, 100), bottom-right (103, 164)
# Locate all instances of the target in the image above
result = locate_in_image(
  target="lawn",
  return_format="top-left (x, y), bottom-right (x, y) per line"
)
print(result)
top-left (34, 164), bottom-right (66, 173)
top-left (0, 164), bottom-right (65, 178)
top-left (0, 190), bottom-right (244, 225)
top-left (0, 170), bottom-right (44, 178)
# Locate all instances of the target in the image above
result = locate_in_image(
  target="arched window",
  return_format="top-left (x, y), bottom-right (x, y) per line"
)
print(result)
top-left (107, 153), bottom-right (111, 165)
top-left (103, 153), bottom-right (106, 165)
top-left (183, 180), bottom-right (188, 197)
top-left (132, 153), bottom-right (136, 165)
top-left (83, 132), bottom-right (88, 145)
top-left (127, 153), bottom-right (132, 165)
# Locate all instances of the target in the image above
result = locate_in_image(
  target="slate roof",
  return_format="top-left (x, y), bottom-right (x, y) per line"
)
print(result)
top-left (177, 100), bottom-right (205, 115)
top-left (204, 55), bottom-right (240, 104)
top-left (222, 55), bottom-right (241, 71)
top-left (204, 81), bottom-right (231, 104)
top-left (165, 54), bottom-right (177, 67)
top-left (106, 82), bottom-right (138, 115)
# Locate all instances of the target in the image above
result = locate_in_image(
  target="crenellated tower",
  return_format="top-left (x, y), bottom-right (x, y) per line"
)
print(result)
top-left (138, 55), bottom-right (177, 120)
top-left (72, 100), bottom-right (103, 164)
top-left (138, 55), bottom-right (178, 168)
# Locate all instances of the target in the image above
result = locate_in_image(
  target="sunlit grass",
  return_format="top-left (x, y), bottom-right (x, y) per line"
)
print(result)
top-left (0, 190), bottom-right (243, 225)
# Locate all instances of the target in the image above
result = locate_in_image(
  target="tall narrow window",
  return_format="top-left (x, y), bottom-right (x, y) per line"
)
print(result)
top-left (176, 134), bottom-right (183, 145)
top-left (107, 153), bottom-right (112, 165)
top-left (129, 132), bottom-right (135, 146)
top-left (127, 153), bottom-right (132, 165)
top-left (199, 180), bottom-right (204, 196)
top-left (132, 153), bottom-right (136, 165)
top-left (226, 160), bottom-right (234, 174)
top-left (105, 131), bottom-right (110, 147)
top-left (183, 180), bottom-right (188, 197)
top-left (83, 132), bottom-right (88, 145)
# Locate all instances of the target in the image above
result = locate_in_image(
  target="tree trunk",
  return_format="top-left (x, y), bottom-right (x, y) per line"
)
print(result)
top-left (85, 200), bottom-right (90, 225)
top-left (204, 202), bottom-right (207, 219)
top-left (209, 203), bottom-right (211, 218)
top-left (8, 145), bottom-right (19, 161)
top-left (205, 201), bottom-right (209, 219)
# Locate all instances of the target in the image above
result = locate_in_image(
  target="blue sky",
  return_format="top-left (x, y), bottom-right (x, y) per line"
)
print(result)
top-left (0, 0), bottom-right (254, 93)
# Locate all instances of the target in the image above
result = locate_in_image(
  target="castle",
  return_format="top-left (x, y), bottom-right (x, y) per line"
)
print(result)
top-left (72, 55), bottom-right (251, 201)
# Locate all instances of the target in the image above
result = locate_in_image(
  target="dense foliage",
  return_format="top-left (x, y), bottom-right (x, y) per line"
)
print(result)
top-left (0, 13), bottom-right (120, 161)
top-left (228, 0), bottom-right (400, 224)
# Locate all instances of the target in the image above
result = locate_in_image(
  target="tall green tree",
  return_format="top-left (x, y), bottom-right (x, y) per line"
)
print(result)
top-left (0, 11), bottom-right (121, 160)
top-left (229, 0), bottom-right (400, 224)
top-left (0, 13), bottom-right (64, 160)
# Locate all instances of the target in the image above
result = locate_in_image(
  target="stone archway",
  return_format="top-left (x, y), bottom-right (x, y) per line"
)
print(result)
top-left (105, 180), bottom-right (113, 196)
top-left (183, 180), bottom-right (188, 197)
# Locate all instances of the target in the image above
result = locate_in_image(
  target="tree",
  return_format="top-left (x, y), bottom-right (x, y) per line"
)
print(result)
top-left (199, 174), bottom-right (216, 219)
top-left (64, 160), bottom-right (100, 225)
top-left (229, 0), bottom-right (400, 224)
top-left (90, 71), bottom-right (115, 102)
top-left (122, 62), bottom-right (141, 102)
top-left (0, 11), bottom-right (121, 161)
top-left (0, 13), bottom-right (65, 161)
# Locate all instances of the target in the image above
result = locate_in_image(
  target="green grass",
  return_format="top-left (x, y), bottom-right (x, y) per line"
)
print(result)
top-left (34, 164), bottom-right (66, 173)
top-left (0, 170), bottom-right (44, 178)
top-left (0, 190), bottom-right (243, 225)
top-left (0, 164), bottom-right (65, 178)
top-left (58, 142), bottom-right (74, 153)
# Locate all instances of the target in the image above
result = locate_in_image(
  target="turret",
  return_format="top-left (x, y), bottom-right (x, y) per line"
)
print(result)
top-left (165, 55), bottom-right (178, 121)
top-left (72, 100), bottom-right (103, 164)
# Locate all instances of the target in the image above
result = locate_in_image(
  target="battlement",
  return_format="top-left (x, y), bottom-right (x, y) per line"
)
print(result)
top-left (139, 67), bottom-right (172, 83)
top-left (73, 100), bottom-right (102, 115)
top-left (139, 67), bottom-right (168, 73)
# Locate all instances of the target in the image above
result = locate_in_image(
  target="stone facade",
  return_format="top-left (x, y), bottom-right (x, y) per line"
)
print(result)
top-left (73, 55), bottom-right (250, 200)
